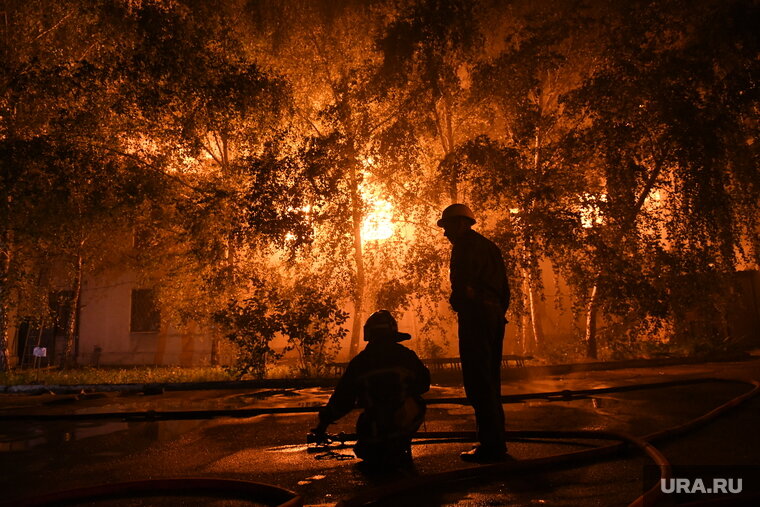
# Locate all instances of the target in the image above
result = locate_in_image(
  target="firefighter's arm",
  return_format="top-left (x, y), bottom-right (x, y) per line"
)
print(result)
top-left (449, 243), bottom-right (478, 311)
top-left (312, 361), bottom-right (358, 433)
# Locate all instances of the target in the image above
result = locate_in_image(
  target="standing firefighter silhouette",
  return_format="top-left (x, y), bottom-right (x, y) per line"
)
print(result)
top-left (437, 203), bottom-right (511, 463)
top-left (309, 310), bottom-right (430, 468)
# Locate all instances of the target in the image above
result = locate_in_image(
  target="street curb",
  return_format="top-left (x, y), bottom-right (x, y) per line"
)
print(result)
top-left (1, 352), bottom-right (754, 395)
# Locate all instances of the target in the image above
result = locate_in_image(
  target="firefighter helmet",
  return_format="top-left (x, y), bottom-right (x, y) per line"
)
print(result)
top-left (437, 203), bottom-right (476, 227)
top-left (364, 310), bottom-right (411, 342)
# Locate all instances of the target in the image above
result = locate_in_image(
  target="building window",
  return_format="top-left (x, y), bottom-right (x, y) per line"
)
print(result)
top-left (130, 289), bottom-right (160, 333)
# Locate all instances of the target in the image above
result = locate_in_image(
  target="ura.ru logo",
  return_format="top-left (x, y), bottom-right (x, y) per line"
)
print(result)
top-left (661, 478), bottom-right (742, 494)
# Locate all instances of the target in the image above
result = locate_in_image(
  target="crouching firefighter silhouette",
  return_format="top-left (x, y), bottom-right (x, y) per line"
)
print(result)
top-left (309, 310), bottom-right (430, 468)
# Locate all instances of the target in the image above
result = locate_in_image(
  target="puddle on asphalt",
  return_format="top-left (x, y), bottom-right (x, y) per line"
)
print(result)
top-left (231, 389), bottom-right (302, 404)
top-left (227, 387), bottom-right (330, 410)
top-left (264, 443), bottom-right (311, 453)
top-left (0, 387), bottom-right (326, 454)
top-left (1, 385), bottom-right (674, 453)
top-left (0, 386), bottom-right (643, 456)
top-left (0, 419), bottom-right (205, 452)
top-left (297, 474), bottom-right (326, 485)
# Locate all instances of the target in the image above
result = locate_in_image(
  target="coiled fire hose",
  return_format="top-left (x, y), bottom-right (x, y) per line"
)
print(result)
top-left (337, 378), bottom-right (760, 507)
top-left (2, 377), bottom-right (757, 506)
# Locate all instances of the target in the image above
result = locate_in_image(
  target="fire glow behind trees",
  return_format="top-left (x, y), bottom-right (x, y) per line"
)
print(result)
top-left (0, 0), bottom-right (757, 372)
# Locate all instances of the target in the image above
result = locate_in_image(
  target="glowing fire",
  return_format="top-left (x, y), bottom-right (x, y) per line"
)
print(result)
top-left (362, 196), bottom-right (394, 241)
top-left (580, 193), bottom-right (606, 228)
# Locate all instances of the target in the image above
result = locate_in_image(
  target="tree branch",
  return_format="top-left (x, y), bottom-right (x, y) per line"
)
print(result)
top-left (34, 11), bottom-right (73, 41)
top-left (74, 139), bottom-right (213, 195)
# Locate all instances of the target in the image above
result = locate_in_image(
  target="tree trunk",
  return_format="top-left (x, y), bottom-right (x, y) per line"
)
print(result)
top-left (583, 160), bottom-right (663, 360)
top-left (431, 96), bottom-right (457, 202)
top-left (584, 281), bottom-right (599, 359)
top-left (443, 95), bottom-right (457, 202)
top-left (210, 331), bottom-right (220, 366)
top-left (63, 251), bottom-right (83, 369)
top-left (524, 113), bottom-right (546, 353)
top-left (519, 313), bottom-right (529, 355)
top-left (0, 299), bottom-right (11, 372)
top-left (526, 273), bottom-right (544, 350)
top-left (347, 162), bottom-right (366, 358)
top-left (0, 205), bottom-right (13, 372)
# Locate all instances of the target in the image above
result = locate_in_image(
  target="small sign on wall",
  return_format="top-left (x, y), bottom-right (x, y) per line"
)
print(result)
top-left (33, 347), bottom-right (47, 358)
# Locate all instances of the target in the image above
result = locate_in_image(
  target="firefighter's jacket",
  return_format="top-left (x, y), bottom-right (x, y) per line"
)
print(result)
top-left (449, 228), bottom-right (510, 315)
top-left (318, 338), bottom-right (430, 431)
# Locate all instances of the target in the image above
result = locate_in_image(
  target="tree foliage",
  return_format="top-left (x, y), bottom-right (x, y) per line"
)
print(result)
top-left (1, 0), bottom-right (757, 371)
top-left (560, 0), bottom-right (760, 356)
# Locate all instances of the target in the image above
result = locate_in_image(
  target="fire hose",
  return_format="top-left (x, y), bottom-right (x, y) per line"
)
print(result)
top-left (2, 377), bottom-right (758, 506)
top-left (6, 478), bottom-right (302, 507)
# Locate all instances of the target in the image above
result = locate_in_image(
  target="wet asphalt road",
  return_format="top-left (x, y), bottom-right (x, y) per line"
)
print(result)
top-left (1, 358), bottom-right (759, 506)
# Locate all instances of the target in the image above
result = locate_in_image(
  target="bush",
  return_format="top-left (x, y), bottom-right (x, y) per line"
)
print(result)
top-left (278, 280), bottom-right (348, 376)
top-left (215, 275), bottom-right (348, 379)
top-left (214, 278), bottom-right (283, 379)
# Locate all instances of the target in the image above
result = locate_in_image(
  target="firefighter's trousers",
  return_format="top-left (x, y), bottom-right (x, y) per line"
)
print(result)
top-left (457, 302), bottom-right (507, 451)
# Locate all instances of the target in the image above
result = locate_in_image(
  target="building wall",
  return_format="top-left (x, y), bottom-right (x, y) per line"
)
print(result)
top-left (77, 271), bottom-right (215, 366)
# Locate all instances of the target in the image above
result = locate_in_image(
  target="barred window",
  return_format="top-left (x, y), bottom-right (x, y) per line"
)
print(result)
top-left (130, 289), bottom-right (160, 333)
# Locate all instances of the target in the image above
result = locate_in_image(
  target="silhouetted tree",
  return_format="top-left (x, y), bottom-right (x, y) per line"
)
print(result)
top-left (562, 0), bottom-right (760, 357)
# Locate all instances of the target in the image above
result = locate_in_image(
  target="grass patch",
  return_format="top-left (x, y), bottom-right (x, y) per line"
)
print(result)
top-left (0, 366), bottom-right (235, 386)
